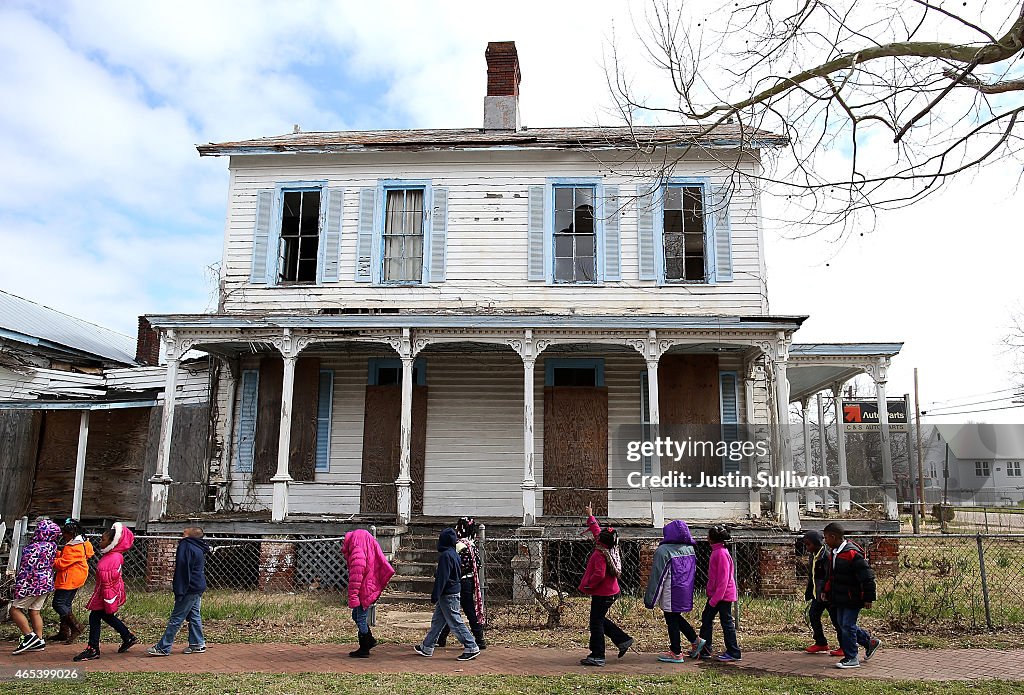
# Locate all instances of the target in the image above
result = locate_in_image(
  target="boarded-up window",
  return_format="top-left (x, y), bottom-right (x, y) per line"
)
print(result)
top-left (664, 185), bottom-right (706, 282)
top-left (253, 355), bottom-right (320, 483)
top-left (383, 188), bottom-right (424, 283)
top-left (553, 186), bottom-right (596, 283)
top-left (278, 190), bottom-right (321, 283)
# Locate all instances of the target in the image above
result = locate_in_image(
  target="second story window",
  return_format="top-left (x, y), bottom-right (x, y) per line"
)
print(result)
top-left (553, 186), bottom-right (596, 283)
top-left (664, 185), bottom-right (706, 282)
top-left (278, 190), bottom-right (322, 283)
top-left (383, 188), bottom-right (425, 283)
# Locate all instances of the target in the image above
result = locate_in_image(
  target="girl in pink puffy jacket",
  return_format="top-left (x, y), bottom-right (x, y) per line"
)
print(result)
top-left (73, 522), bottom-right (139, 662)
top-left (342, 529), bottom-right (395, 658)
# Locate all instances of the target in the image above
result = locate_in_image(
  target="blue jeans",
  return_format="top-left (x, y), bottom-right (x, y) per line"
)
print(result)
top-left (698, 600), bottom-right (740, 658)
top-left (154, 593), bottom-right (205, 653)
top-left (52, 588), bottom-right (78, 618)
top-left (352, 606), bottom-right (369, 634)
top-left (420, 594), bottom-right (478, 655)
top-left (834, 605), bottom-right (872, 659)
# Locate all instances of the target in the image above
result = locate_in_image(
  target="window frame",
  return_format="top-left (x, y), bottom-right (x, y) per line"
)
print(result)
top-left (375, 179), bottom-right (432, 286)
top-left (1007, 461), bottom-right (1021, 477)
top-left (975, 460), bottom-right (991, 477)
top-left (544, 358), bottom-right (605, 387)
top-left (268, 180), bottom-right (329, 286)
top-left (545, 178), bottom-right (605, 285)
top-left (368, 357), bottom-right (427, 386)
top-left (656, 177), bottom-right (715, 286)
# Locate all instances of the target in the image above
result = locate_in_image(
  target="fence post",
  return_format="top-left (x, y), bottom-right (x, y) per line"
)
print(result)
top-left (976, 534), bottom-right (992, 630)
top-left (369, 525), bottom-right (377, 628)
top-left (730, 541), bottom-right (740, 631)
top-left (478, 523), bottom-right (487, 610)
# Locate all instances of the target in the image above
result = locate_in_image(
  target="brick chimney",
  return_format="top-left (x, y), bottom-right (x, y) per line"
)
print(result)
top-left (483, 41), bottom-right (521, 130)
top-left (136, 316), bottom-right (161, 366)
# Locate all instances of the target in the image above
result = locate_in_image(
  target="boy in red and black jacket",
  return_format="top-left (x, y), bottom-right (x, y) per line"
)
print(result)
top-left (822, 522), bottom-right (880, 669)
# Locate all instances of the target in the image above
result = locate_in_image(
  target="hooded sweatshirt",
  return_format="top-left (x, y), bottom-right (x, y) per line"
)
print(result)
top-left (578, 515), bottom-right (621, 597)
top-left (13, 519), bottom-right (61, 599)
top-left (54, 535), bottom-right (95, 590)
top-left (431, 528), bottom-right (461, 603)
top-left (172, 536), bottom-right (211, 597)
top-left (644, 520), bottom-right (697, 613)
top-left (343, 529), bottom-right (396, 610)
top-left (706, 542), bottom-right (738, 607)
top-left (802, 530), bottom-right (829, 602)
top-left (86, 523), bottom-right (135, 614)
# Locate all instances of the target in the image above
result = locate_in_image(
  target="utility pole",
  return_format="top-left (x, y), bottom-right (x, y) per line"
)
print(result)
top-left (914, 368), bottom-right (926, 519)
top-left (905, 393), bottom-right (919, 533)
top-left (942, 442), bottom-right (950, 533)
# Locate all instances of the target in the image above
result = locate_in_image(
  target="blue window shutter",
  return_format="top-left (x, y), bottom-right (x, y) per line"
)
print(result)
top-left (320, 187), bottom-right (344, 283)
top-left (527, 185), bottom-right (546, 281)
top-left (711, 184), bottom-right (733, 282)
top-left (236, 369), bottom-right (259, 472)
top-left (640, 371), bottom-right (652, 476)
top-left (250, 190), bottom-right (274, 284)
top-left (603, 185), bottom-right (621, 281)
top-left (637, 184), bottom-right (657, 281)
top-left (315, 369), bottom-right (334, 472)
top-left (429, 187), bottom-right (448, 282)
top-left (355, 187), bottom-right (376, 282)
top-left (720, 371), bottom-right (740, 474)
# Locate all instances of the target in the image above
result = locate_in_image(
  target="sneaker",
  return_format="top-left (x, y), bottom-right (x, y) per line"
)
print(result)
top-left (805, 644), bottom-right (831, 654)
top-left (413, 644), bottom-right (432, 657)
top-left (617, 637), bottom-right (634, 658)
top-left (147, 646), bottom-right (170, 657)
top-left (687, 638), bottom-right (707, 659)
top-left (12, 634), bottom-right (41, 655)
top-left (829, 648), bottom-right (844, 657)
top-left (580, 656), bottom-right (605, 667)
top-left (26, 638), bottom-right (46, 652)
top-left (836, 657), bottom-right (861, 669)
top-left (456, 650), bottom-right (480, 661)
top-left (118, 634), bottom-right (139, 653)
top-left (716, 653), bottom-right (742, 662)
top-left (183, 645), bottom-right (206, 654)
top-left (657, 651), bottom-right (686, 663)
top-left (73, 646), bottom-right (100, 662)
top-left (864, 638), bottom-right (880, 661)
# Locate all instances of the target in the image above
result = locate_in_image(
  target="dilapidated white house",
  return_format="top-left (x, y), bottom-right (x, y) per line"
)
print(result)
top-left (144, 42), bottom-right (903, 532)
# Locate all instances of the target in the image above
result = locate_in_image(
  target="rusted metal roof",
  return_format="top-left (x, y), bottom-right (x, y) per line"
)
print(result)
top-left (198, 124), bottom-right (788, 156)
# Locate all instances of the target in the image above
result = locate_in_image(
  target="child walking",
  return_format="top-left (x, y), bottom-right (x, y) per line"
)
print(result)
top-left (579, 502), bottom-right (633, 667)
top-left (11, 518), bottom-right (61, 655)
top-left (74, 522), bottom-right (138, 661)
top-left (697, 524), bottom-right (741, 661)
top-left (414, 528), bottom-right (480, 661)
top-left (148, 526), bottom-right (210, 656)
top-left (822, 522), bottom-right (880, 669)
top-left (436, 516), bottom-right (486, 649)
top-left (644, 519), bottom-right (704, 663)
top-left (342, 528), bottom-right (395, 658)
top-left (50, 518), bottom-right (93, 645)
top-left (800, 529), bottom-right (841, 654)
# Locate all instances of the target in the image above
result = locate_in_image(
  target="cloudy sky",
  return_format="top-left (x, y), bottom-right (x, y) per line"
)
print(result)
top-left (1, 0), bottom-right (1021, 421)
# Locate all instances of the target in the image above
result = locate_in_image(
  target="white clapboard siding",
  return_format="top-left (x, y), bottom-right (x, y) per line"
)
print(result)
top-left (220, 150), bottom-right (769, 315)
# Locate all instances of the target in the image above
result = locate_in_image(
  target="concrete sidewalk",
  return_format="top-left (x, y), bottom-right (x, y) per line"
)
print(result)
top-left (1, 641), bottom-right (1022, 681)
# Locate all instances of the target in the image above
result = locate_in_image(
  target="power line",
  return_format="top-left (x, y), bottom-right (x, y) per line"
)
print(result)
top-left (925, 395), bottom-right (1024, 412)
top-left (925, 387), bottom-right (1022, 407)
top-left (921, 403), bottom-right (1024, 417)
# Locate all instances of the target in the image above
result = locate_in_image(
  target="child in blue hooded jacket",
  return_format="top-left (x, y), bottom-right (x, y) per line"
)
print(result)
top-left (644, 519), bottom-right (705, 663)
top-left (414, 528), bottom-right (480, 661)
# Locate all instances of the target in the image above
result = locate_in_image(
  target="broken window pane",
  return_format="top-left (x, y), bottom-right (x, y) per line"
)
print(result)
top-left (383, 188), bottom-right (425, 283)
top-left (663, 185), bottom-right (706, 283)
top-left (552, 186), bottom-right (598, 284)
top-left (278, 189), bottom-right (321, 283)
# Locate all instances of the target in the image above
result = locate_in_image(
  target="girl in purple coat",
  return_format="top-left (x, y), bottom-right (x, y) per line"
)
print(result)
top-left (643, 519), bottom-right (705, 663)
top-left (11, 519), bottom-right (61, 655)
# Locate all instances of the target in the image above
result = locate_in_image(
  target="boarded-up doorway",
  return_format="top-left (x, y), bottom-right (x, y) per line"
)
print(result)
top-left (658, 354), bottom-right (721, 477)
top-left (360, 384), bottom-right (427, 516)
top-left (543, 384), bottom-right (609, 517)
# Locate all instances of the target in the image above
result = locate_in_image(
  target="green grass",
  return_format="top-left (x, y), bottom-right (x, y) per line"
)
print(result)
top-left (5, 672), bottom-right (1024, 695)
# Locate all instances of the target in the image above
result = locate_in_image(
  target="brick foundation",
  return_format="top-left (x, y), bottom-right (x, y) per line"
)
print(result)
top-left (145, 538), bottom-right (178, 592)
top-left (755, 543), bottom-right (802, 597)
top-left (258, 541), bottom-right (296, 592)
top-left (865, 537), bottom-right (900, 578)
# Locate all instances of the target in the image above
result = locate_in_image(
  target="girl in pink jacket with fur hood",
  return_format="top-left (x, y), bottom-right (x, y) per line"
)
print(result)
top-left (74, 522), bottom-right (139, 662)
top-left (342, 529), bottom-right (395, 658)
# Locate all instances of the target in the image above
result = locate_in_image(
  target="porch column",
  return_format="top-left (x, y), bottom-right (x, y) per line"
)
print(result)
top-left (646, 355), bottom-right (665, 528)
top-left (71, 409), bottom-right (89, 519)
top-left (271, 329), bottom-right (301, 522)
top-left (833, 382), bottom-right (851, 512)
top-left (149, 330), bottom-right (178, 521)
top-left (396, 328), bottom-right (414, 525)
top-left (744, 362), bottom-right (759, 517)
top-left (771, 335), bottom-right (798, 530)
top-left (520, 331), bottom-right (538, 525)
top-left (872, 358), bottom-right (899, 521)
top-left (817, 392), bottom-right (830, 511)
top-left (801, 398), bottom-right (818, 512)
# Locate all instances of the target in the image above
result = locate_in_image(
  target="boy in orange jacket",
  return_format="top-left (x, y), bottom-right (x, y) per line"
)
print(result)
top-left (51, 519), bottom-right (94, 644)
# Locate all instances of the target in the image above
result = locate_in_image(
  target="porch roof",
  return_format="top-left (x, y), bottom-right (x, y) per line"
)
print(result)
top-left (787, 342), bottom-right (903, 403)
top-left (144, 312), bottom-right (807, 332)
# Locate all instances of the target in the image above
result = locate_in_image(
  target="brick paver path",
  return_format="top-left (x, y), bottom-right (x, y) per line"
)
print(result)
top-left (2, 642), bottom-right (1022, 681)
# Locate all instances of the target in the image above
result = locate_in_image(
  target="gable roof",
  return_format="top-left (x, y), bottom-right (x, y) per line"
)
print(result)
top-left (935, 423), bottom-right (1024, 460)
top-left (198, 124), bottom-right (789, 156)
top-left (0, 290), bottom-right (138, 366)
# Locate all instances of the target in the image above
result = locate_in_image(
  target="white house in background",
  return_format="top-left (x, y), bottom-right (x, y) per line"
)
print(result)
top-left (922, 424), bottom-right (1024, 507)
top-left (143, 42), bottom-right (903, 530)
